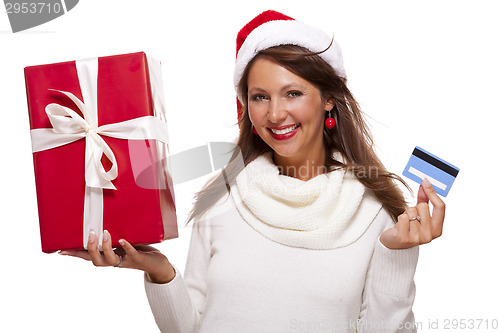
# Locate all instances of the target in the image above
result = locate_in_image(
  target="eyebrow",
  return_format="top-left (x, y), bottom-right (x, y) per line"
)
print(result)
top-left (248, 84), bottom-right (305, 94)
top-left (248, 87), bottom-right (267, 94)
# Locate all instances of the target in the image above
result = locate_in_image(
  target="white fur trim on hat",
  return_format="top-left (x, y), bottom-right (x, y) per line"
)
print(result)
top-left (234, 19), bottom-right (346, 99)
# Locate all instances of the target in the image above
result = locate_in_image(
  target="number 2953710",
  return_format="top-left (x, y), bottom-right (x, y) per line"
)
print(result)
top-left (5, 2), bottom-right (63, 14)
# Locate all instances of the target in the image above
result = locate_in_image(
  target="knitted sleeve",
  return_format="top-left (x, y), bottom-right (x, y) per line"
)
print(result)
top-left (144, 219), bottom-right (211, 333)
top-left (358, 219), bottom-right (420, 332)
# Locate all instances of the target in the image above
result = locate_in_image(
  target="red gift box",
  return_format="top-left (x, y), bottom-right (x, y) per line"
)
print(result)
top-left (25, 52), bottom-right (178, 253)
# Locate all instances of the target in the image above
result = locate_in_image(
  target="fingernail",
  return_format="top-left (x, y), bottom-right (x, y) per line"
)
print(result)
top-left (119, 239), bottom-right (125, 246)
top-left (103, 230), bottom-right (109, 242)
top-left (59, 250), bottom-right (68, 255)
top-left (422, 177), bottom-right (432, 188)
top-left (89, 231), bottom-right (96, 243)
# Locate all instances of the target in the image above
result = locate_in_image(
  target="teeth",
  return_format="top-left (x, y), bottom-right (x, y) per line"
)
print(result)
top-left (270, 124), bottom-right (298, 135)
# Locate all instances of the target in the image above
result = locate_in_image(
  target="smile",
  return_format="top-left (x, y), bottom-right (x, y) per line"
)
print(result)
top-left (268, 124), bottom-right (300, 135)
top-left (267, 124), bottom-right (301, 141)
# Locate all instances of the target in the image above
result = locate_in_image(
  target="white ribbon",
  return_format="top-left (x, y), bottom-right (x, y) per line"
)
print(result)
top-left (30, 58), bottom-right (169, 249)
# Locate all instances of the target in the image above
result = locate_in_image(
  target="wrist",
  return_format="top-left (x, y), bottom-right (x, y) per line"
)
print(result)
top-left (146, 262), bottom-right (176, 284)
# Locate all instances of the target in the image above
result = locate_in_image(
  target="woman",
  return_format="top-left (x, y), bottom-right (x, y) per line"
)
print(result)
top-left (62, 10), bottom-right (445, 332)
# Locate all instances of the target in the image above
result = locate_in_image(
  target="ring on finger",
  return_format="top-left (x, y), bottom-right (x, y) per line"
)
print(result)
top-left (114, 255), bottom-right (123, 268)
top-left (409, 215), bottom-right (421, 222)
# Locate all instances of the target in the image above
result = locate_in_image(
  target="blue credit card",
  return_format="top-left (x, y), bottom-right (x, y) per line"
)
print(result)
top-left (402, 146), bottom-right (459, 197)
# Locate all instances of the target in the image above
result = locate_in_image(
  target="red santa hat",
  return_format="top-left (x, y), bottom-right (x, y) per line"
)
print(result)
top-left (234, 10), bottom-right (346, 109)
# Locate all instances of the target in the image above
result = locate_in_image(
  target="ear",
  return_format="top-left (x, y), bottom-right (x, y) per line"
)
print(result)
top-left (324, 98), bottom-right (335, 111)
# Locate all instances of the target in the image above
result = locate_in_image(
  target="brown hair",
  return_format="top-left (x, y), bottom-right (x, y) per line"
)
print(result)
top-left (185, 45), bottom-right (411, 225)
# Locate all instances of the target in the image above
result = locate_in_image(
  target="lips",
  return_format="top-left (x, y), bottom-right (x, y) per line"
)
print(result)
top-left (268, 123), bottom-right (300, 134)
top-left (267, 123), bottom-right (301, 140)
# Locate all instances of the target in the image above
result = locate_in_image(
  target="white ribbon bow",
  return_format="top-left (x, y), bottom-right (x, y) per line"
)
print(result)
top-left (32, 88), bottom-right (169, 189)
top-left (30, 57), bottom-right (169, 249)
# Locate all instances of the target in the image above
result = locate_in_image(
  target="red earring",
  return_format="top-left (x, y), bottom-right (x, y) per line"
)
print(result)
top-left (325, 109), bottom-right (336, 129)
top-left (252, 126), bottom-right (258, 134)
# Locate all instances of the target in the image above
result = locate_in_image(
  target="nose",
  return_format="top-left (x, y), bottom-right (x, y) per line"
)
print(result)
top-left (267, 98), bottom-right (287, 124)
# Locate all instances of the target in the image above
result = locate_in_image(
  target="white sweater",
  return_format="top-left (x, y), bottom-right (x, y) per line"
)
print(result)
top-left (145, 153), bottom-right (419, 333)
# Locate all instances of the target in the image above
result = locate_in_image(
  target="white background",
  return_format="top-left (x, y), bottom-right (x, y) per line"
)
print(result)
top-left (1, 1), bottom-right (499, 332)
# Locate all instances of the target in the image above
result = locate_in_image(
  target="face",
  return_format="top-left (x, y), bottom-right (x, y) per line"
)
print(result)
top-left (247, 56), bottom-right (334, 163)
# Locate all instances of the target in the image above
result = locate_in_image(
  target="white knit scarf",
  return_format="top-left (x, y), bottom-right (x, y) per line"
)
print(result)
top-left (229, 151), bottom-right (383, 250)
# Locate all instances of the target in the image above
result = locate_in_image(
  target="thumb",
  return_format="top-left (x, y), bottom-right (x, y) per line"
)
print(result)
top-left (417, 184), bottom-right (429, 204)
top-left (119, 239), bottom-right (141, 264)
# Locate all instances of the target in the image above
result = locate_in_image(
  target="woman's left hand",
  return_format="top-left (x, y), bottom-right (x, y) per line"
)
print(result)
top-left (380, 178), bottom-right (446, 249)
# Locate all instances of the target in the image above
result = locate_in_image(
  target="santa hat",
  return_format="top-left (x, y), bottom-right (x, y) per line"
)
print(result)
top-left (234, 10), bottom-right (346, 108)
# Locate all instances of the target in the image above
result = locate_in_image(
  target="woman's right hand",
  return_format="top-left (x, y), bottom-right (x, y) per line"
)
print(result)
top-left (59, 230), bottom-right (176, 284)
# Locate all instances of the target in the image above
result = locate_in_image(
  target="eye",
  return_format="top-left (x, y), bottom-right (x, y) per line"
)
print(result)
top-left (250, 94), bottom-right (268, 102)
top-left (287, 90), bottom-right (303, 98)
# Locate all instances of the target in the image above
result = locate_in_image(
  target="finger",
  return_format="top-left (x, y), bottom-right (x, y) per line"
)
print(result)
top-left (119, 239), bottom-right (141, 266)
top-left (422, 178), bottom-right (446, 235)
top-left (416, 202), bottom-right (433, 243)
top-left (405, 206), bottom-right (419, 220)
top-left (379, 227), bottom-right (399, 249)
top-left (409, 220), bottom-right (422, 245)
top-left (417, 185), bottom-right (429, 204)
top-left (396, 212), bottom-right (411, 239)
top-left (102, 230), bottom-right (120, 266)
top-left (87, 231), bottom-right (105, 266)
top-left (59, 250), bottom-right (92, 261)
